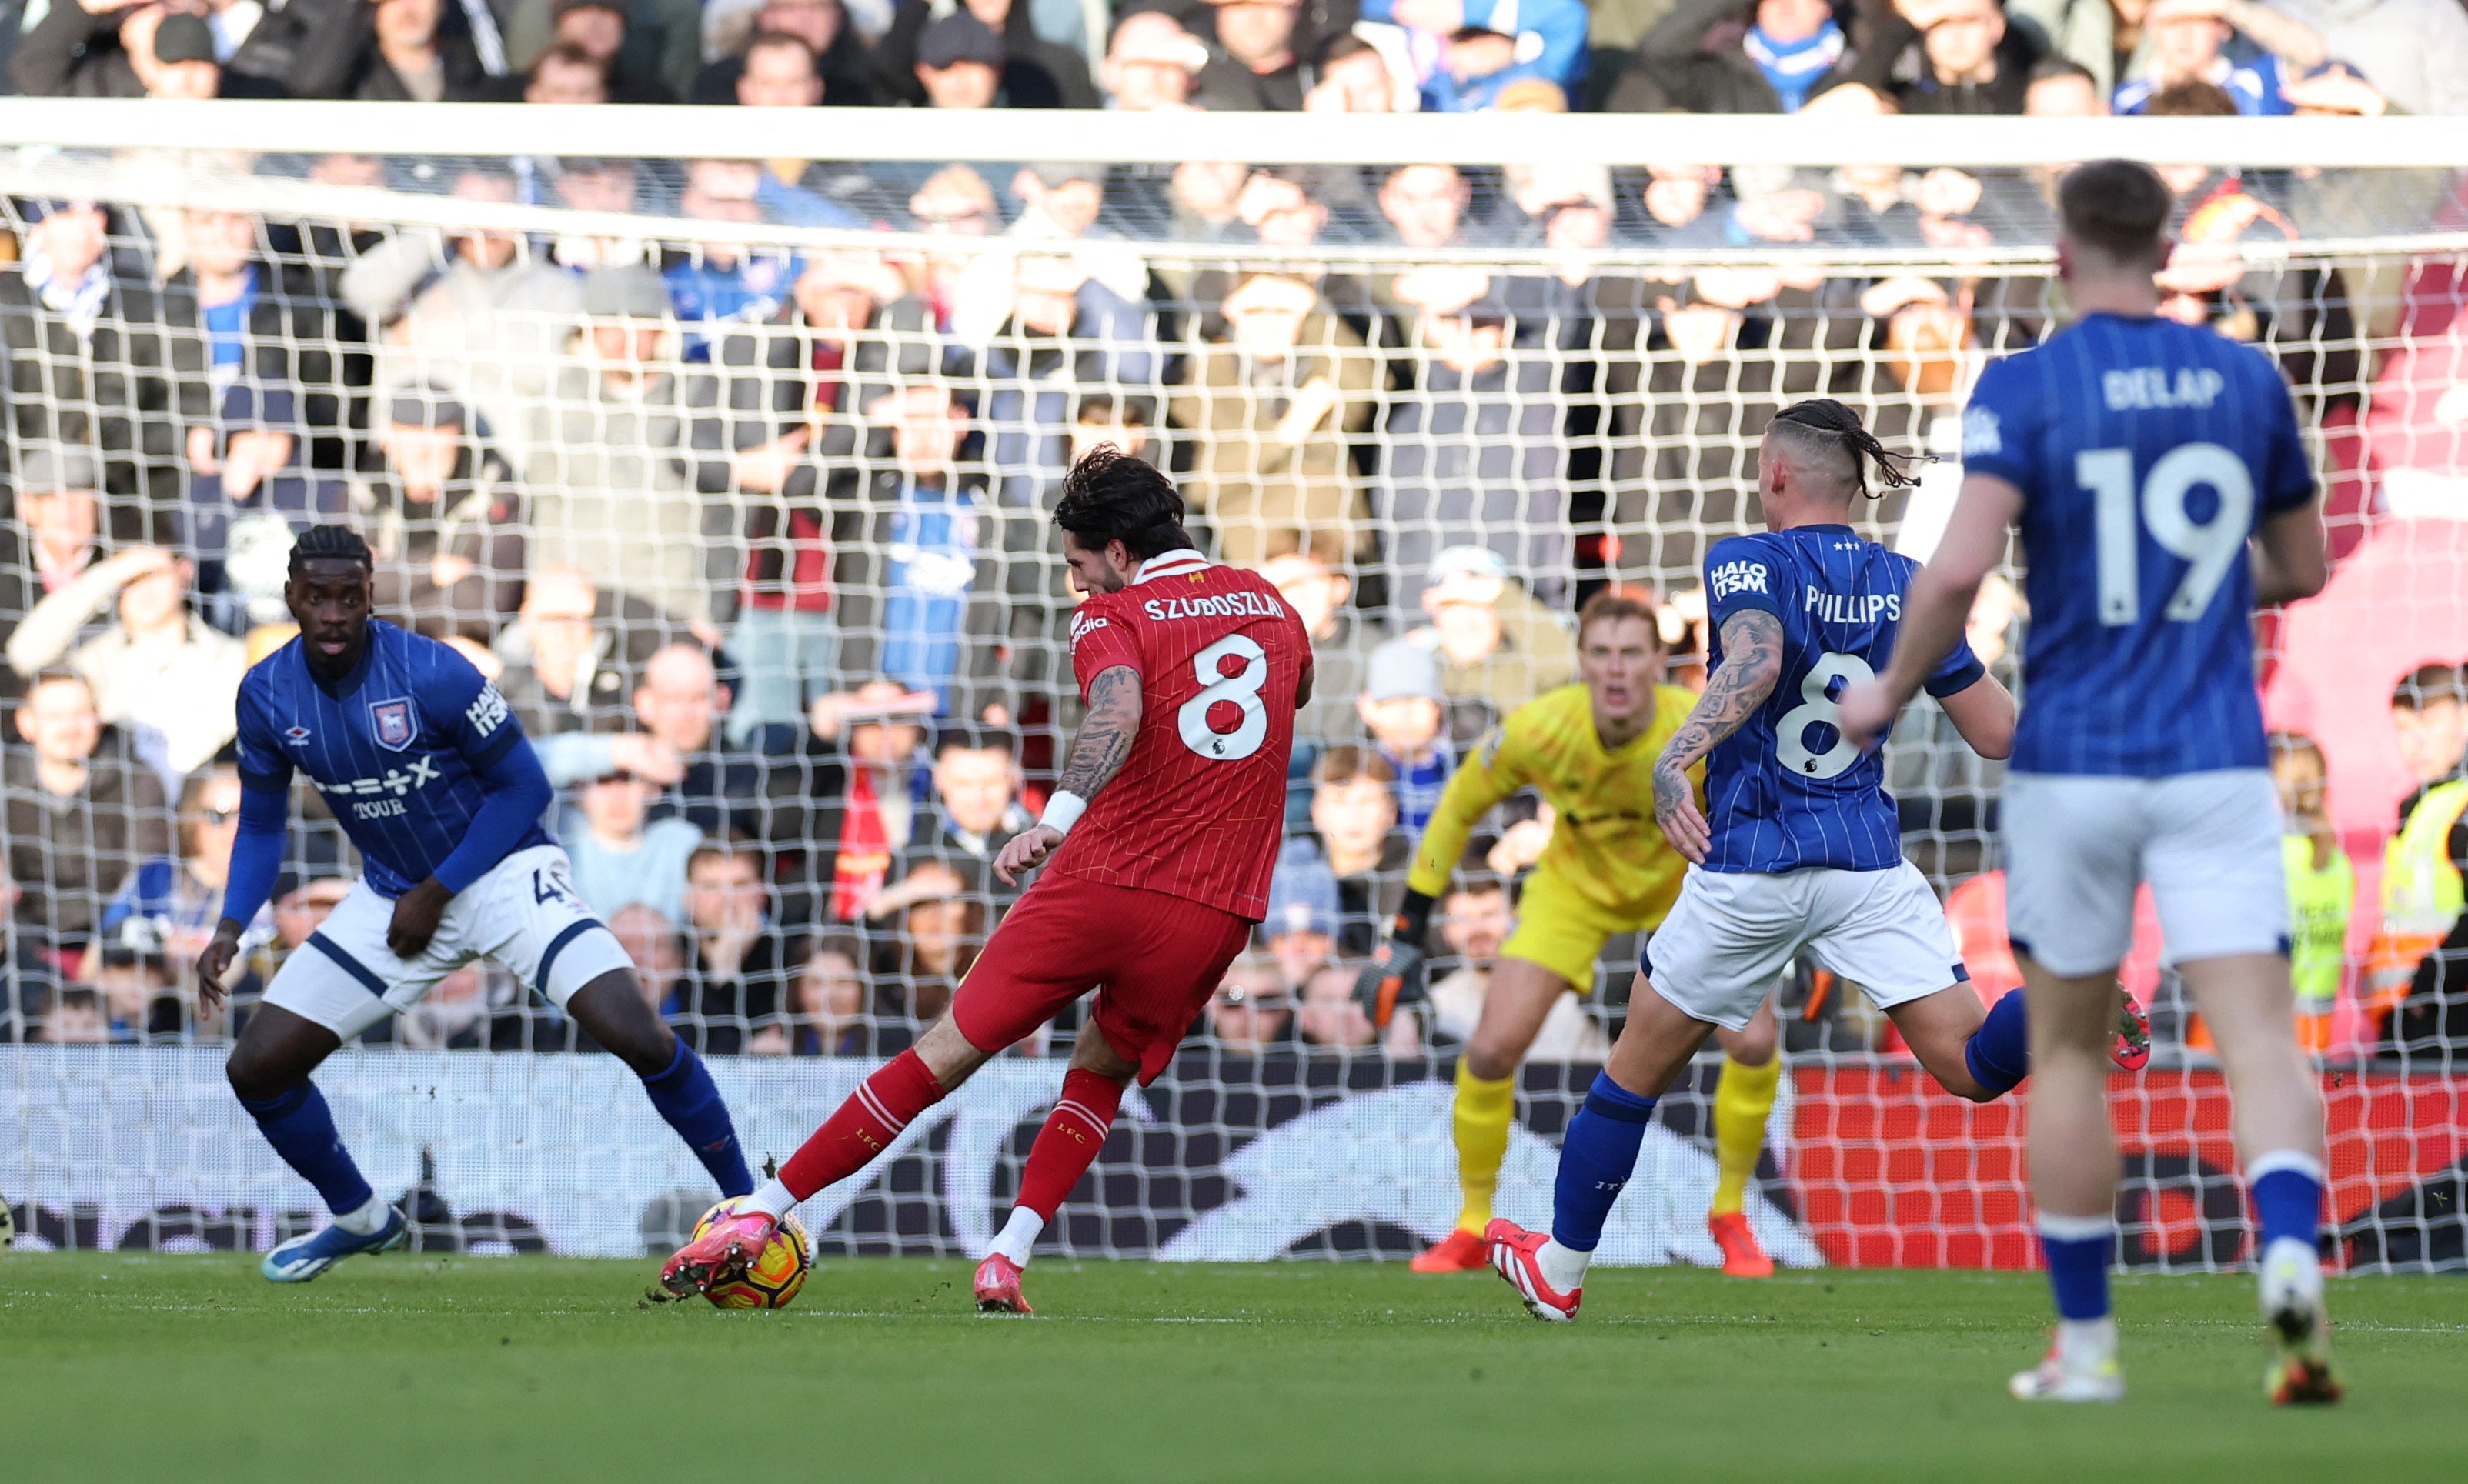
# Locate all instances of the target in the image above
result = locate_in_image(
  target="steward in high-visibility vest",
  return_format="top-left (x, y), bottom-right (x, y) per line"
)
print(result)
top-left (2368, 776), bottom-right (2468, 1021)
top-left (2269, 732), bottom-right (2355, 1053)
top-left (2283, 833), bottom-right (2355, 1053)
top-left (2366, 668), bottom-right (2468, 1035)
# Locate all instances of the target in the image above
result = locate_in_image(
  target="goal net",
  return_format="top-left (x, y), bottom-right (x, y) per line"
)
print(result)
top-left (0, 103), bottom-right (2463, 1272)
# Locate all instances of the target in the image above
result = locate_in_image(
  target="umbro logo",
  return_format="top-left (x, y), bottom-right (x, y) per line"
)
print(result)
top-left (283, 726), bottom-right (312, 747)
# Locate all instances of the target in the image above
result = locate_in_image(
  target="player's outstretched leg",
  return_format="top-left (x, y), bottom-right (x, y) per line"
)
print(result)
top-left (1707, 1001), bottom-right (1781, 1279)
top-left (662, 1016), bottom-right (992, 1296)
top-left (1423, 959), bottom-right (1568, 1273)
top-left (978, 1036), bottom-right (1142, 1316)
top-left (227, 1006), bottom-right (407, 1282)
top-left (1885, 982), bottom-right (2149, 1107)
top-left (2178, 955), bottom-right (2341, 1405)
top-left (1486, 988), bottom-right (1715, 1320)
top-left (565, 970), bottom-right (753, 1201)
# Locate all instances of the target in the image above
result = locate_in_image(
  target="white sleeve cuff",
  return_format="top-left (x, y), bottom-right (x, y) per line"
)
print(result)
top-left (1038, 790), bottom-right (1088, 835)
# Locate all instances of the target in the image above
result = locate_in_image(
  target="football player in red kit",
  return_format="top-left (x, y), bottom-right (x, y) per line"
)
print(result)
top-left (660, 449), bottom-right (1311, 1314)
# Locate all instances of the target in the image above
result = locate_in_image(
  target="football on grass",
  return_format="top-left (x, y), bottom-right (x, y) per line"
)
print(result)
top-left (692, 1198), bottom-right (812, 1309)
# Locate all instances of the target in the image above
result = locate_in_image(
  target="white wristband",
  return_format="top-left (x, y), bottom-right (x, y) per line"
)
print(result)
top-left (1038, 790), bottom-right (1088, 835)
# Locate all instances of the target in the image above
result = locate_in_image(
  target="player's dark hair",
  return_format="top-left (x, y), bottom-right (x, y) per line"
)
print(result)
top-left (2057, 158), bottom-right (2174, 270)
top-left (288, 523), bottom-right (373, 576)
top-left (1766, 399), bottom-right (1922, 500)
top-left (1575, 588), bottom-right (1665, 649)
top-left (1053, 447), bottom-right (1194, 560)
top-left (2392, 662), bottom-right (2467, 711)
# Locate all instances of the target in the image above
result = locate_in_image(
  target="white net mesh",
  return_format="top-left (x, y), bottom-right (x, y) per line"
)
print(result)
top-left (2, 110), bottom-right (2464, 1272)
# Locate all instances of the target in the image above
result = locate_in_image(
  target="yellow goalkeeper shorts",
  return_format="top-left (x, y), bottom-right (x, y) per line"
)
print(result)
top-left (1500, 862), bottom-right (1660, 993)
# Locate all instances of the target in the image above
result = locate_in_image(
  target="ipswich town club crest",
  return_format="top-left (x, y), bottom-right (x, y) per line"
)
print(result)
top-left (369, 698), bottom-right (419, 752)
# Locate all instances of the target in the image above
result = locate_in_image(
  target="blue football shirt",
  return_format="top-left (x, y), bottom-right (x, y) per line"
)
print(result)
top-left (1702, 525), bottom-right (1985, 873)
top-left (1962, 313), bottom-right (2316, 778)
top-left (233, 619), bottom-right (552, 897)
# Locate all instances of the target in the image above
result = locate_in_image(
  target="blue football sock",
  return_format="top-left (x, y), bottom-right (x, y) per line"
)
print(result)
top-left (642, 1039), bottom-right (754, 1199)
top-left (1963, 989), bottom-right (2031, 1098)
top-left (1552, 1072), bottom-right (1659, 1253)
top-left (240, 1082), bottom-right (375, 1218)
top-left (2038, 1213), bottom-right (2114, 1322)
top-left (2248, 1152), bottom-right (2325, 1254)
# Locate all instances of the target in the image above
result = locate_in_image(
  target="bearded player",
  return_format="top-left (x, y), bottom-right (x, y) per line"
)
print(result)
top-left (195, 526), bottom-right (753, 1282)
top-left (662, 449), bottom-right (1311, 1314)
top-left (1355, 589), bottom-right (1793, 1277)
top-left (1840, 160), bottom-right (2339, 1405)
top-left (1484, 399), bottom-right (2148, 1323)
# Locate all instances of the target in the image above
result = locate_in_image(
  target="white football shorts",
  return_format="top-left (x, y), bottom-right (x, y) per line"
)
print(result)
top-left (262, 844), bottom-right (633, 1040)
top-left (2001, 769), bottom-right (2289, 979)
top-left (1644, 861), bottom-right (1967, 1031)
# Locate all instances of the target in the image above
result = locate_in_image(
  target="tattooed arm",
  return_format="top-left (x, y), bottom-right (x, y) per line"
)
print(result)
top-left (1054, 664), bottom-right (1144, 799)
top-left (994, 664), bottom-right (1145, 885)
top-left (1652, 609), bottom-right (1784, 864)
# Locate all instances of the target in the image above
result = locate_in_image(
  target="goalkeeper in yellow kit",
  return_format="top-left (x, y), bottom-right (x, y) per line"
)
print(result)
top-left (1358, 589), bottom-right (1785, 1276)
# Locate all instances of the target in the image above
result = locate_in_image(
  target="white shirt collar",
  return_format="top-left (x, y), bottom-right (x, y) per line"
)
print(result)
top-left (1131, 549), bottom-right (1210, 585)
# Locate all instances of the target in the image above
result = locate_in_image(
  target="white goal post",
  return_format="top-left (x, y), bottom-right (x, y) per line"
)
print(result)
top-left (0, 100), bottom-right (2461, 1276)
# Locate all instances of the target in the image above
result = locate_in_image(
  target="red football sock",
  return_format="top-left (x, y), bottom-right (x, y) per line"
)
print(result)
top-left (776, 1049), bottom-right (944, 1201)
top-left (1015, 1069), bottom-right (1127, 1221)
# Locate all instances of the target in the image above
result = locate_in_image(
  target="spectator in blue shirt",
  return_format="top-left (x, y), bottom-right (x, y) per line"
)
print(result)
top-left (2112, 0), bottom-right (2322, 114)
top-left (1359, 638), bottom-right (1456, 835)
top-left (663, 160), bottom-right (807, 362)
top-left (95, 764), bottom-right (273, 1025)
top-left (566, 760), bottom-right (705, 925)
top-left (1361, 0), bottom-right (1590, 101)
top-left (860, 383), bottom-right (984, 711)
top-left (172, 208), bottom-right (346, 630)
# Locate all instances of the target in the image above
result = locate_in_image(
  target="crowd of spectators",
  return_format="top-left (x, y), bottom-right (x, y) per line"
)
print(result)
top-left (4, 0), bottom-right (2462, 118)
top-left (1, 0), bottom-right (2464, 1062)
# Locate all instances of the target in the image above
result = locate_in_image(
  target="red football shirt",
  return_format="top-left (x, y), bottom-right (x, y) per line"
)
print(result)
top-left (1051, 550), bottom-right (1311, 920)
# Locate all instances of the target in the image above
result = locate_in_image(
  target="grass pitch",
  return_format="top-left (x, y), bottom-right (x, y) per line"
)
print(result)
top-left (5, 1254), bottom-right (2460, 1482)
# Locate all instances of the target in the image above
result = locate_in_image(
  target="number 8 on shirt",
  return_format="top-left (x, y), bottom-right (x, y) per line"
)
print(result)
top-left (947, 549), bottom-right (1312, 1080)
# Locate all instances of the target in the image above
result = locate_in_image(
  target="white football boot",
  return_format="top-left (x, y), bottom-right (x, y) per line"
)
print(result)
top-left (2010, 1318), bottom-right (2126, 1402)
top-left (2259, 1238), bottom-right (2343, 1406)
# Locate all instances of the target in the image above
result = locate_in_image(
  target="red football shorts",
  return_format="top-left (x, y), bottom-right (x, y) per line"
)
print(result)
top-left (950, 875), bottom-right (1253, 1084)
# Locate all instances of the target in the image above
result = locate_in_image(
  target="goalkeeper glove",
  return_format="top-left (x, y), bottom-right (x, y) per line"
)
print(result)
top-left (1354, 890), bottom-right (1436, 1029)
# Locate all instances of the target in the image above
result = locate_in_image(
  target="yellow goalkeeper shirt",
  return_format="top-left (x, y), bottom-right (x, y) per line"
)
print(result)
top-left (1408, 682), bottom-right (1701, 924)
